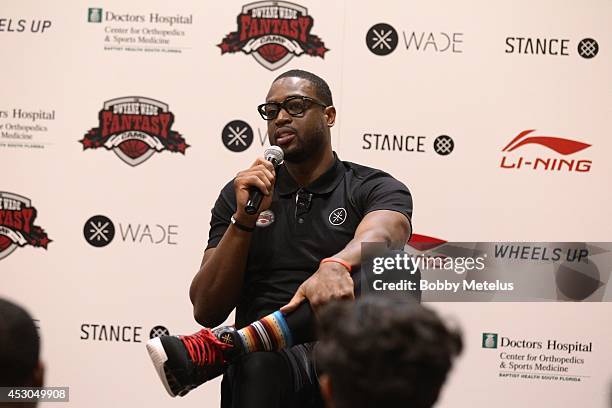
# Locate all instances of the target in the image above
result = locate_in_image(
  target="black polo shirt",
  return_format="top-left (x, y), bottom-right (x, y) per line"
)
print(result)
top-left (206, 153), bottom-right (412, 328)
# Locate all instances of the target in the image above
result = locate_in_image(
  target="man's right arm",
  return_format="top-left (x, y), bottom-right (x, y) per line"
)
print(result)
top-left (189, 158), bottom-right (276, 327)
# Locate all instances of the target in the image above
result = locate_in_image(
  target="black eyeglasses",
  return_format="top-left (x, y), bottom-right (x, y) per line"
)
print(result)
top-left (257, 96), bottom-right (327, 120)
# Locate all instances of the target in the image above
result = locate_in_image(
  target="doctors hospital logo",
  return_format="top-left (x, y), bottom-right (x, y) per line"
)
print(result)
top-left (482, 333), bottom-right (498, 349)
top-left (0, 192), bottom-right (51, 261)
top-left (80, 97), bottom-right (189, 167)
top-left (88, 8), bottom-right (103, 23)
top-left (218, 1), bottom-right (329, 71)
top-left (500, 129), bottom-right (592, 173)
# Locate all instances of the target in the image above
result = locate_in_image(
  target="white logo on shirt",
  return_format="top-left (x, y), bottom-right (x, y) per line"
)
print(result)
top-left (329, 208), bottom-right (347, 226)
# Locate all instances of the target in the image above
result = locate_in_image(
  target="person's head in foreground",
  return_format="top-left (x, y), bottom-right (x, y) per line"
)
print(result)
top-left (0, 297), bottom-right (44, 407)
top-left (316, 296), bottom-right (462, 408)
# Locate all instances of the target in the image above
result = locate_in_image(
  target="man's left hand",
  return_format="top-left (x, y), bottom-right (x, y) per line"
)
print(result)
top-left (280, 262), bottom-right (354, 314)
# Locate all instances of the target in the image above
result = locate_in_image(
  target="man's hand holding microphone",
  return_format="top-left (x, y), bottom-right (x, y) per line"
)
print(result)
top-left (231, 146), bottom-right (283, 230)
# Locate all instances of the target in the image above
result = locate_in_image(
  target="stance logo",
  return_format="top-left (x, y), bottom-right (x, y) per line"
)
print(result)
top-left (500, 129), bottom-right (592, 173)
top-left (83, 215), bottom-right (115, 248)
top-left (577, 38), bottom-right (598, 59)
top-left (328, 208), bottom-right (347, 226)
top-left (149, 325), bottom-right (170, 339)
top-left (433, 135), bottom-right (454, 156)
top-left (366, 23), bottom-right (398, 56)
top-left (223, 120), bottom-right (253, 152)
top-left (0, 192), bottom-right (51, 261)
top-left (218, 1), bottom-right (329, 71)
top-left (80, 97), bottom-right (189, 166)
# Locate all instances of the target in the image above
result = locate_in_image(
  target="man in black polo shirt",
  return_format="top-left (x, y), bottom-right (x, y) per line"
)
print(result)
top-left (146, 70), bottom-right (412, 407)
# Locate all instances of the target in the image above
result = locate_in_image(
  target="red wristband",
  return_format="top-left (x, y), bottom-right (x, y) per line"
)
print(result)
top-left (320, 257), bottom-right (352, 273)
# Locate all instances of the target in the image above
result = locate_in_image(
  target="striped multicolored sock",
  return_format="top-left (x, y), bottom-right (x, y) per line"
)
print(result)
top-left (237, 311), bottom-right (294, 353)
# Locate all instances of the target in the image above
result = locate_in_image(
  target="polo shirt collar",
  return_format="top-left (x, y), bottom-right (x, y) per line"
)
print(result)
top-left (276, 152), bottom-right (345, 196)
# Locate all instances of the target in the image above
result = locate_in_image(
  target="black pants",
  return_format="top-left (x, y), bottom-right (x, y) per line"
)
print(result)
top-left (220, 344), bottom-right (323, 408)
top-left (219, 268), bottom-right (408, 408)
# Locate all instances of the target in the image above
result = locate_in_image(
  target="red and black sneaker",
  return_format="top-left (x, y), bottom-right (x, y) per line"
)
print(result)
top-left (146, 327), bottom-right (239, 397)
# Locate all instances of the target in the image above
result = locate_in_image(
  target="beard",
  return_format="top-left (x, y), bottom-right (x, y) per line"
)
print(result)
top-left (281, 123), bottom-right (328, 164)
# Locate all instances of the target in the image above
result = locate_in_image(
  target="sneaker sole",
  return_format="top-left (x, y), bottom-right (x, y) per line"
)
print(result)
top-left (146, 337), bottom-right (176, 397)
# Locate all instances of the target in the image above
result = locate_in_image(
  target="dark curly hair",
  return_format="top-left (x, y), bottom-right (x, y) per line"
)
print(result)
top-left (0, 298), bottom-right (40, 386)
top-left (316, 296), bottom-right (462, 408)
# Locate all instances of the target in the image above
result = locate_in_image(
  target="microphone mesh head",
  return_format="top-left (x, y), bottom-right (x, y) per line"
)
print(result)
top-left (264, 145), bottom-right (284, 164)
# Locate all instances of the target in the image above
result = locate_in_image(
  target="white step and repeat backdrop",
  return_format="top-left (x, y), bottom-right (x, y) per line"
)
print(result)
top-left (1, 0), bottom-right (611, 407)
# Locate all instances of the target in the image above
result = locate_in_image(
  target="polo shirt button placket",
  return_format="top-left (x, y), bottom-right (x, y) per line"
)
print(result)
top-left (295, 188), bottom-right (312, 233)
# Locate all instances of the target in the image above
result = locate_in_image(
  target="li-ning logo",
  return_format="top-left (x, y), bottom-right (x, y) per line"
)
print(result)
top-left (500, 130), bottom-right (592, 173)
top-left (218, 1), bottom-right (329, 71)
top-left (0, 192), bottom-right (51, 261)
top-left (80, 97), bottom-right (189, 167)
top-left (406, 234), bottom-right (447, 252)
top-left (482, 333), bottom-right (498, 349)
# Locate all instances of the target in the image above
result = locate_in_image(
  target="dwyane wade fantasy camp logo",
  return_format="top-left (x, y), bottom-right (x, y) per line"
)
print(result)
top-left (218, 1), bottom-right (329, 71)
top-left (80, 97), bottom-right (189, 167)
top-left (0, 192), bottom-right (51, 261)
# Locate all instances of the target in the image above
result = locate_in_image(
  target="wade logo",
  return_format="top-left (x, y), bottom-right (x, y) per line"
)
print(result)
top-left (218, 1), bottom-right (329, 71)
top-left (83, 214), bottom-right (178, 247)
top-left (80, 97), bottom-right (189, 166)
top-left (500, 130), bottom-right (592, 173)
top-left (0, 192), bottom-right (51, 261)
top-left (366, 23), bottom-right (399, 56)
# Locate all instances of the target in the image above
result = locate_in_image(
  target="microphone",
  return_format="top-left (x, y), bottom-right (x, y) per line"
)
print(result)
top-left (245, 146), bottom-right (284, 215)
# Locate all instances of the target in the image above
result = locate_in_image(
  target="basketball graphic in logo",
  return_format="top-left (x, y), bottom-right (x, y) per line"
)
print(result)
top-left (256, 210), bottom-right (275, 227)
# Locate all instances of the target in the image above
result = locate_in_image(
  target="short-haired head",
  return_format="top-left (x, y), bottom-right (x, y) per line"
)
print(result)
top-left (316, 296), bottom-right (463, 408)
top-left (0, 298), bottom-right (41, 387)
top-left (273, 69), bottom-right (333, 106)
